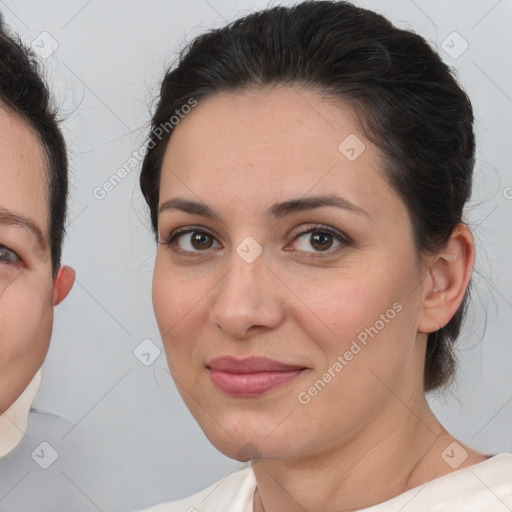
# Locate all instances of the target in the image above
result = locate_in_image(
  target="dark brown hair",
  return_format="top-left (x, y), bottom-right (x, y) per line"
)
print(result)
top-left (0, 19), bottom-right (68, 276)
top-left (140, 1), bottom-right (475, 391)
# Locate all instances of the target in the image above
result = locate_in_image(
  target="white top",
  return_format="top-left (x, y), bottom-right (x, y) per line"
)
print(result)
top-left (0, 369), bottom-right (41, 458)
top-left (139, 453), bottom-right (512, 511)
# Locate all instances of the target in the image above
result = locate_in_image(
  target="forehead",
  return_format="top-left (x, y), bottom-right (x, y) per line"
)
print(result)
top-left (165, 86), bottom-right (354, 167)
top-left (0, 106), bottom-right (49, 237)
top-left (160, 87), bottom-right (399, 222)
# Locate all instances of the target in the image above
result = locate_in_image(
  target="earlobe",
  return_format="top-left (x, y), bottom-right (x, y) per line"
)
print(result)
top-left (418, 224), bottom-right (474, 334)
top-left (52, 265), bottom-right (76, 306)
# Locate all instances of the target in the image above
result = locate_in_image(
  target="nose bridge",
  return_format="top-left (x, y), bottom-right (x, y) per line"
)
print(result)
top-left (218, 248), bottom-right (267, 311)
top-left (210, 245), bottom-right (282, 337)
top-left (220, 233), bottom-right (267, 298)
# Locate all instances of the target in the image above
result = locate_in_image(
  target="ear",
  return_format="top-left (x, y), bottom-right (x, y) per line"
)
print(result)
top-left (417, 224), bottom-right (474, 334)
top-left (52, 265), bottom-right (76, 306)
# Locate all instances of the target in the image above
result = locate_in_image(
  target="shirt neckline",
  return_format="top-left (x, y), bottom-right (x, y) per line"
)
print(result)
top-left (245, 452), bottom-right (512, 511)
top-left (0, 369), bottom-right (41, 458)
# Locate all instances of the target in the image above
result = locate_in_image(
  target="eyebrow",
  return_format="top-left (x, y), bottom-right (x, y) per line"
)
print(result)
top-left (0, 207), bottom-right (47, 250)
top-left (158, 194), bottom-right (370, 223)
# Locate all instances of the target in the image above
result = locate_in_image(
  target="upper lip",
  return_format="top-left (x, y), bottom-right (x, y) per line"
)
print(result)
top-left (207, 356), bottom-right (306, 373)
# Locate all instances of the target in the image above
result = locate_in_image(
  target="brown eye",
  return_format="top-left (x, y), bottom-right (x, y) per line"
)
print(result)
top-left (289, 225), bottom-right (352, 256)
top-left (189, 231), bottom-right (214, 250)
top-left (163, 228), bottom-right (221, 253)
top-left (310, 231), bottom-right (334, 251)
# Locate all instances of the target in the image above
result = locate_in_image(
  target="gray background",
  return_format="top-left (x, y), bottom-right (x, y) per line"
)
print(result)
top-left (0, 0), bottom-right (510, 510)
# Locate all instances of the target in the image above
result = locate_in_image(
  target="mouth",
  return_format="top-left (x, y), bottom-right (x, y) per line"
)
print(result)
top-left (206, 356), bottom-right (307, 397)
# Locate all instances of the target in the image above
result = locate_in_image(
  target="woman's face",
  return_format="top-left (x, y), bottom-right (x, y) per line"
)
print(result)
top-left (0, 107), bottom-right (56, 413)
top-left (153, 87), bottom-right (430, 461)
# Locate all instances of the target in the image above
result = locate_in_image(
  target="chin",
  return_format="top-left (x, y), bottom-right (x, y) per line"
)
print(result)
top-left (196, 412), bottom-right (296, 462)
top-left (175, 372), bottom-right (307, 460)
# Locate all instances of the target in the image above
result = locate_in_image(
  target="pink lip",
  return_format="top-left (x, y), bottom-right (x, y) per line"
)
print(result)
top-left (207, 356), bottom-right (306, 397)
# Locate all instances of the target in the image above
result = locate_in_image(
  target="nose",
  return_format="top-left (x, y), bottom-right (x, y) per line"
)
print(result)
top-left (209, 252), bottom-right (285, 340)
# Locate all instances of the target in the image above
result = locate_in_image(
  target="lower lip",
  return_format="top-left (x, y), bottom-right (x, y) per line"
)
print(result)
top-left (208, 369), bottom-right (304, 397)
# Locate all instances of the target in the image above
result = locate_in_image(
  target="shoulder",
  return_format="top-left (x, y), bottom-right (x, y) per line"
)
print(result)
top-left (0, 410), bottom-right (90, 510)
top-left (136, 466), bottom-right (256, 512)
top-left (363, 453), bottom-right (512, 511)
top-left (434, 452), bottom-right (512, 509)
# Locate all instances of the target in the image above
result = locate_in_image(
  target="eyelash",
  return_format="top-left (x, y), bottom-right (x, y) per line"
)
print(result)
top-left (0, 244), bottom-right (21, 265)
top-left (160, 224), bottom-right (353, 258)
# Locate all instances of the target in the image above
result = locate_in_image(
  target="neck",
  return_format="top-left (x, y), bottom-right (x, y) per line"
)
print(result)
top-left (251, 397), bottom-right (456, 512)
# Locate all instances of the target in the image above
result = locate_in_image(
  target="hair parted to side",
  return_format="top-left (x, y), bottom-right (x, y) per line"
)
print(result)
top-left (0, 18), bottom-right (68, 276)
top-left (140, 1), bottom-right (475, 392)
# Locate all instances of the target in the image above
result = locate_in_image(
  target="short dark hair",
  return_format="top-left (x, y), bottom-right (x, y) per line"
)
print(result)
top-left (140, 0), bottom-right (475, 392)
top-left (0, 20), bottom-right (68, 276)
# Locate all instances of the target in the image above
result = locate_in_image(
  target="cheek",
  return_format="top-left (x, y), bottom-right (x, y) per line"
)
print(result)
top-left (152, 259), bottom-right (186, 335)
top-left (286, 253), bottom-right (423, 401)
top-left (152, 259), bottom-right (204, 362)
top-left (289, 266), bottom-right (407, 349)
top-left (0, 287), bottom-right (53, 410)
top-left (291, 263), bottom-right (422, 412)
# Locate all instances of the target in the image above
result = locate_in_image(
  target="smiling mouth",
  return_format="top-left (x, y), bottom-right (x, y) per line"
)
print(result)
top-left (206, 356), bottom-right (307, 397)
